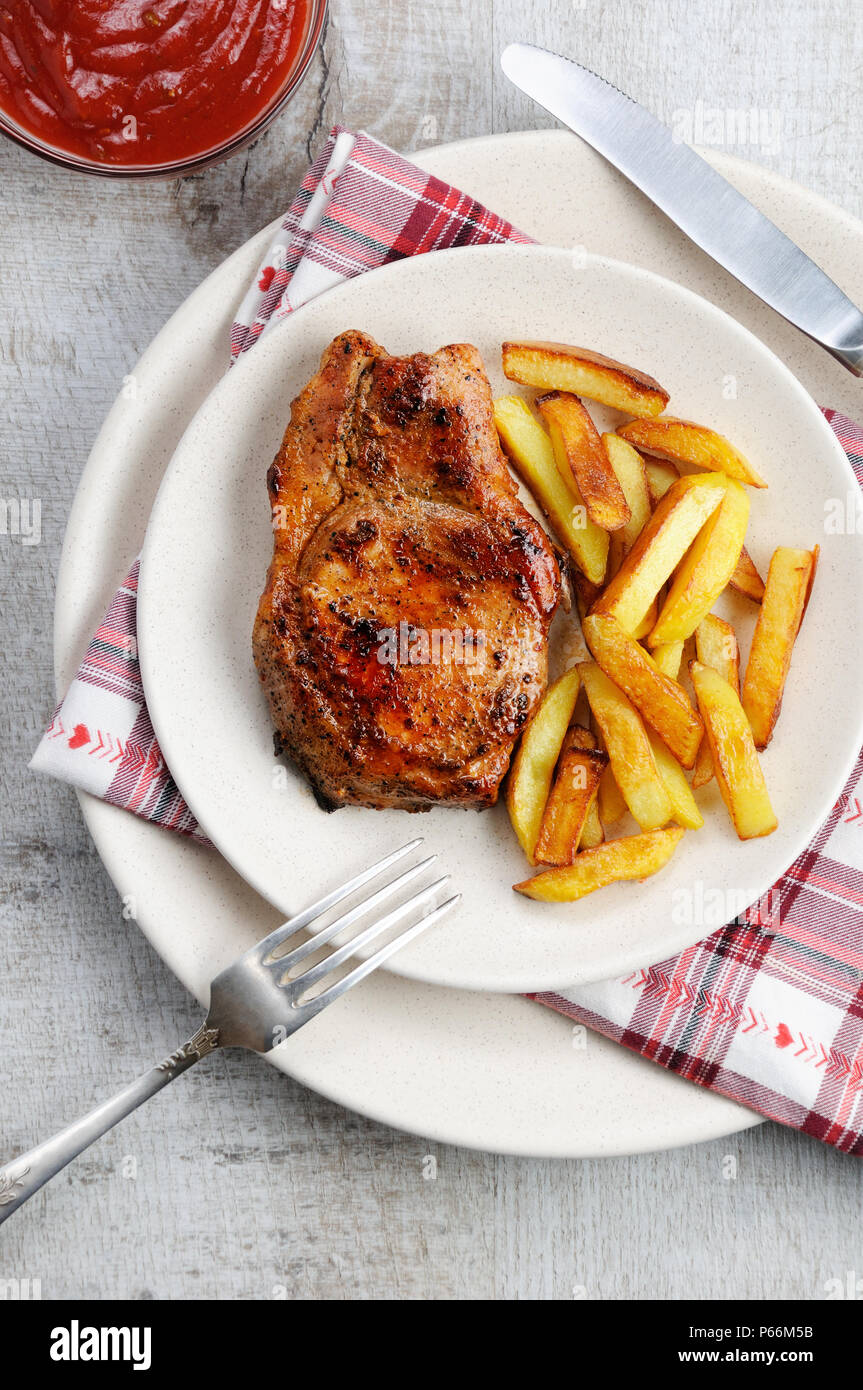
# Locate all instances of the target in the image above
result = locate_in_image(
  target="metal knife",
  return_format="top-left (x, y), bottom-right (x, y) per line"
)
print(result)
top-left (501, 42), bottom-right (863, 377)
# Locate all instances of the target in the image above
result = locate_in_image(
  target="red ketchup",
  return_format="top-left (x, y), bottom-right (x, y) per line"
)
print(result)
top-left (0, 1), bottom-right (311, 167)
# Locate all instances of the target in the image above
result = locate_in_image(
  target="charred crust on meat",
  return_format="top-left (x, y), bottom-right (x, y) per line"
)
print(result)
top-left (252, 333), bottom-right (560, 811)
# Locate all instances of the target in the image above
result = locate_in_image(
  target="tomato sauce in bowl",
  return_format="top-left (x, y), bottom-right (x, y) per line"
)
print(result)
top-left (0, 0), bottom-right (322, 174)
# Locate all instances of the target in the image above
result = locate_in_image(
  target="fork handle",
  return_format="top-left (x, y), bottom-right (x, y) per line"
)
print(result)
top-left (0, 1022), bottom-right (220, 1224)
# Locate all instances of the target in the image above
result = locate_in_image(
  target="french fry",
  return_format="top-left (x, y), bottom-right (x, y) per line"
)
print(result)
top-left (579, 792), bottom-right (605, 849)
top-left (741, 546), bottom-right (818, 748)
top-left (691, 615), bottom-right (740, 788)
top-left (690, 661), bottom-right (777, 839)
top-left (506, 667), bottom-right (581, 863)
top-left (619, 629), bottom-right (703, 827)
top-left (648, 480), bottom-right (750, 646)
top-left (514, 828), bottom-right (684, 902)
top-left (602, 434), bottom-right (652, 552)
top-left (590, 472), bottom-right (729, 635)
top-left (729, 546), bottom-right (765, 602)
top-left (607, 536), bottom-right (659, 637)
top-left (568, 726), bottom-right (605, 849)
top-left (618, 417), bottom-right (767, 488)
top-left (493, 395), bottom-right (608, 585)
top-left (695, 615), bottom-right (740, 690)
top-left (572, 569), bottom-right (603, 624)
top-left (536, 392), bottom-right (631, 531)
top-left (583, 613), bottom-right (703, 767)
top-left (592, 721), bottom-right (627, 826)
top-left (535, 728), bottom-right (608, 865)
top-left (648, 734), bottom-right (704, 830)
top-left (578, 662), bottom-right (672, 830)
top-left (502, 340), bottom-right (670, 417)
top-left (645, 459), bottom-right (679, 505)
top-left (651, 639), bottom-right (685, 680)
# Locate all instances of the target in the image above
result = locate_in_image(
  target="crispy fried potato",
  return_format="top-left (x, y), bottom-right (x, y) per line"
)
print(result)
top-left (691, 615), bottom-right (740, 787)
top-left (606, 541), bottom-right (659, 638)
top-left (578, 662), bottom-right (672, 830)
top-left (602, 434), bottom-right (652, 551)
top-left (590, 472), bottom-right (729, 635)
top-left (493, 395), bottom-right (609, 585)
top-left (729, 546), bottom-right (765, 602)
top-left (642, 633), bottom-right (702, 825)
top-left (618, 417), bottom-right (767, 488)
top-left (695, 615), bottom-right (740, 690)
top-left (690, 661), bottom-right (777, 839)
top-left (506, 667), bottom-right (581, 863)
top-left (651, 640), bottom-right (685, 680)
top-left (536, 392), bottom-right (631, 531)
top-left (572, 569), bottom-right (603, 625)
top-left (648, 480), bottom-right (750, 646)
top-left (579, 793), bottom-right (605, 849)
top-left (741, 546), bottom-right (818, 749)
top-left (568, 726), bottom-right (605, 848)
top-left (514, 828), bottom-right (684, 902)
top-left (645, 459), bottom-right (679, 505)
top-left (502, 340), bottom-right (670, 417)
top-left (535, 728), bottom-right (608, 866)
top-left (648, 733), bottom-right (704, 830)
top-left (583, 613), bottom-right (703, 767)
top-left (591, 721), bottom-right (627, 826)
top-left (690, 742), bottom-right (714, 792)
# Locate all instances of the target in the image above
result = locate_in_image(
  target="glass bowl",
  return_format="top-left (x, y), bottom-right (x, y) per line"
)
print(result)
top-left (0, 0), bottom-right (328, 179)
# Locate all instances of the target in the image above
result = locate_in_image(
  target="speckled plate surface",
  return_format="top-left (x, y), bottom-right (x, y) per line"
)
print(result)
top-left (54, 132), bottom-right (863, 1153)
top-left (137, 242), bottom-right (863, 994)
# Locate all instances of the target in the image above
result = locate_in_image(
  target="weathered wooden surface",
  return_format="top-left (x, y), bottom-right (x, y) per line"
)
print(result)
top-left (1, 0), bottom-right (862, 1300)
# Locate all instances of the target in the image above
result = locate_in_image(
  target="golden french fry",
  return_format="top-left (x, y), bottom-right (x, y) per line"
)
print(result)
top-left (643, 638), bottom-right (704, 826)
top-left (535, 728), bottom-right (608, 866)
top-left (567, 726), bottom-right (605, 849)
top-left (591, 721), bottom-right (627, 826)
top-left (618, 417), bottom-right (767, 488)
top-left (572, 569), bottom-right (603, 624)
top-left (514, 828), bottom-right (684, 902)
top-left (502, 340), bottom-right (670, 417)
top-left (695, 615), bottom-right (740, 690)
top-left (506, 667), bottom-right (581, 863)
top-left (602, 434), bottom-right (652, 552)
top-left (645, 459), bottom-right (680, 505)
top-left (578, 662), bottom-right (672, 830)
top-left (494, 395), bottom-right (608, 585)
top-left (590, 472), bottom-right (729, 635)
top-left (579, 793), bottom-right (605, 849)
top-left (651, 640), bottom-right (685, 680)
top-left (648, 480), bottom-right (750, 646)
top-left (741, 546), bottom-right (819, 748)
top-left (691, 615), bottom-right (740, 787)
top-left (690, 661), bottom-right (777, 839)
top-left (536, 392), bottom-right (631, 531)
top-left (583, 613), bottom-right (703, 767)
top-left (648, 732), bottom-right (704, 830)
top-left (729, 546), bottom-right (765, 602)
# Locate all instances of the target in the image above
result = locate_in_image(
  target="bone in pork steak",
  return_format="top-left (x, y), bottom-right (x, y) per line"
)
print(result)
top-left (253, 330), bottom-right (560, 811)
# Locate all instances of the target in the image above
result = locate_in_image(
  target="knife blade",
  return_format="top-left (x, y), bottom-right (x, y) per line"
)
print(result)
top-left (501, 43), bottom-right (863, 377)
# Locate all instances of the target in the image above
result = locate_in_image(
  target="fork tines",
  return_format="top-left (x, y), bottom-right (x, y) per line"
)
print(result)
top-left (259, 840), bottom-right (459, 1014)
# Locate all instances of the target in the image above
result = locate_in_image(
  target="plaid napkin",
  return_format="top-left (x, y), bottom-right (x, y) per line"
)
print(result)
top-left (32, 127), bottom-right (863, 1154)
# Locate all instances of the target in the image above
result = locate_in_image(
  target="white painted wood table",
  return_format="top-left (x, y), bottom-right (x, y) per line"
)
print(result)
top-left (2, 0), bottom-right (862, 1300)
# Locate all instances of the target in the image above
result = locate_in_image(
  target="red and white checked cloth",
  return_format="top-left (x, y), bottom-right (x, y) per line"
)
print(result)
top-left (31, 127), bottom-right (863, 1154)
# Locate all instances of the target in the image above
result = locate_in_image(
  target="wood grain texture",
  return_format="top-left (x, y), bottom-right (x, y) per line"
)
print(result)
top-left (1, 0), bottom-right (863, 1301)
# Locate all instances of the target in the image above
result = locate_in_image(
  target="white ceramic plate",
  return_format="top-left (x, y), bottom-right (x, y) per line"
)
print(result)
top-left (137, 241), bottom-right (863, 994)
top-left (54, 131), bottom-right (863, 1153)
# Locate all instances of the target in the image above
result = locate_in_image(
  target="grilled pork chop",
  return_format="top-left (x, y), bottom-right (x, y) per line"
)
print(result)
top-left (253, 330), bottom-right (560, 811)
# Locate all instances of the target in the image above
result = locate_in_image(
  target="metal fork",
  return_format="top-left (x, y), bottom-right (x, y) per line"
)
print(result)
top-left (0, 839), bottom-right (458, 1224)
